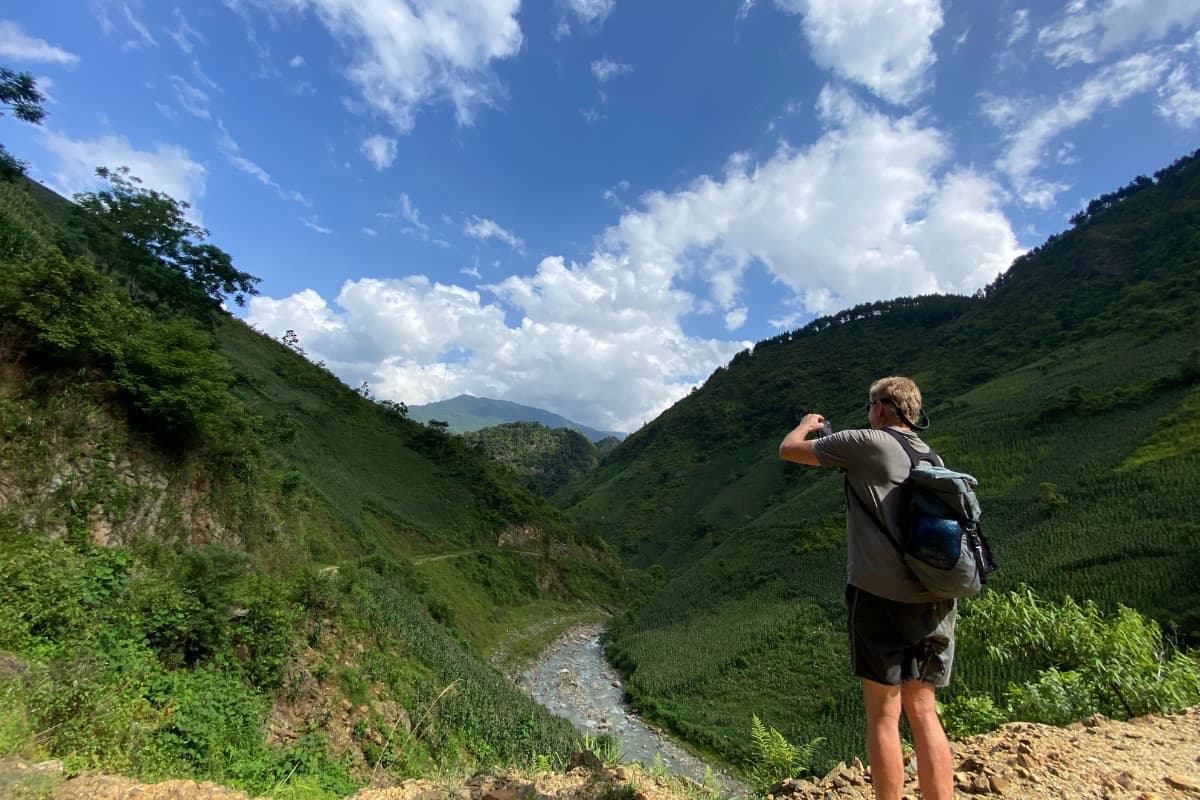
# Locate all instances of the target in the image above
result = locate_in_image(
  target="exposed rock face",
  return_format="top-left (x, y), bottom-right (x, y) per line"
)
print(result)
top-left (0, 378), bottom-right (258, 549)
top-left (9, 707), bottom-right (1200, 800)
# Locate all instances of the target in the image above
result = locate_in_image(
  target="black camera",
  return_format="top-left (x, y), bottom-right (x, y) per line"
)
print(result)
top-left (815, 420), bottom-right (833, 438)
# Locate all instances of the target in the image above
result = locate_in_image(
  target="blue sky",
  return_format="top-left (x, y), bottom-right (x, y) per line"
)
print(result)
top-left (2, 1), bottom-right (1198, 432)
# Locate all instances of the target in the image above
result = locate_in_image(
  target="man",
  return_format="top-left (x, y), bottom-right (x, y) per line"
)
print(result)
top-left (778, 376), bottom-right (955, 800)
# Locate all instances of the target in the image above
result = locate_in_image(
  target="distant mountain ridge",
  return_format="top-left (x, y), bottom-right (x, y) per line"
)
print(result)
top-left (408, 394), bottom-right (626, 442)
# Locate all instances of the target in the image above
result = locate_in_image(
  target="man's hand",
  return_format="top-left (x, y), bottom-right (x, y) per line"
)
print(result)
top-left (779, 413), bottom-right (826, 466)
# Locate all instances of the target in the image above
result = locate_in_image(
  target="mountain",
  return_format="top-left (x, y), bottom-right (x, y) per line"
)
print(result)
top-left (0, 171), bottom-right (636, 793)
top-left (463, 421), bottom-right (614, 496)
top-left (559, 149), bottom-right (1200, 769)
top-left (409, 394), bottom-right (626, 442)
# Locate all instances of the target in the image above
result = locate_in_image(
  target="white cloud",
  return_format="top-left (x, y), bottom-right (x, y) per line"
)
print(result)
top-left (1158, 62), bottom-right (1200, 127)
top-left (167, 9), bottom-right (204, 54)
top-left (1038, 0), bottom-right (1200, 67)
top-left (1006, 9), bottom-right (1030, 47)
top-left (120, 3), bottom-right (159, 51)
top-left (37, 129), bottom-right (206, 223)
top-left (215, 120), bottom-right (311, 208)
top-left (465, 215), bottom-right (525, 252)
top-left (361, 134), bottom-right (397, 171)
top-left (774, 0), bottom-right (944, 105)
top-left (168, 74), bottom-right (210, 119)
top-left (247, 272), bottom-right (739, 432)
top-left (247, 85), bottom-right (1024, 432)
top-left (0, 20), bottom-right (79, 65)
top-left (564, 0), bottom-right (615, 25)
top-left (362, 226), bottom-right (378, 236)
top-left (591, 57), bottom-right (633, 82)
top-left (992, 52), bottom-right (1171, 207)
top-left (736, 0), bottom-right (756, 24)
top-left (255, 0), bottom-right (523, 132)
top-left (289, 54), bottom-right (304, 68)
top-left (301, 216), bottom-right (333, 234)
top-left (597, 84), bottom-right (1019, 316)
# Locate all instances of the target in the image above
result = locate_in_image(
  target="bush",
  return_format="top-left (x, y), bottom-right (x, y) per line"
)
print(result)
top-left (116, 317), bottom-right (235, 435)
top-left (952, 586), bottom-right (1200, 732)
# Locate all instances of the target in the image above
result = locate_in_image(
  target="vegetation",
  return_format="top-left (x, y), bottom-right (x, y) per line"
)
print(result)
top-left (567, 148), bottom-right (1200, 771)
top-left (0, 146), bottom-right (631, 797)
top-left (943, 586), bottom-right (1200, 735)
top-left (465, 421), bottom-right (608, 495)
top-left (746, 715), bottom-right (822, 795)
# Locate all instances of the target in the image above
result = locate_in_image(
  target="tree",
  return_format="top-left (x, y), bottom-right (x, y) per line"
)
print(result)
top-left (1, 66), bottom-right (45, 124)
top-left (1, 66), bottom-right (46, 179)
top-left (75, 167), bottom-right (260, 309)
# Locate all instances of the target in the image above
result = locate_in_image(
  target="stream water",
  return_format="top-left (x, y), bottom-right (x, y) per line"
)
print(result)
top-left (516, 625), bottom-right (748, 795)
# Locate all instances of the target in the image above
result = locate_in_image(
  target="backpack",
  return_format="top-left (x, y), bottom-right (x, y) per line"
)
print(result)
top-left (847, 429), bottom-right (997, 599)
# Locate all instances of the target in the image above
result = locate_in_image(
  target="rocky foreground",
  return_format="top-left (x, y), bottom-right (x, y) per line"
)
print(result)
top-left (4, 708), bottom-right (1200, 800)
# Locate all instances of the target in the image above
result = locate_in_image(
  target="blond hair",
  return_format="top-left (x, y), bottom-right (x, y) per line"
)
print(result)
top-left (870, 376), bottom-right (923, 425)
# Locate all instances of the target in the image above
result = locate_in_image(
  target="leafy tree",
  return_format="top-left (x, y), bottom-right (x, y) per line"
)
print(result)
top-left (1, 66), bottom-right (46, 178)
top-left (1, 66), bottom-right (46, 123)
top-left (74, 167), bottom-right (260, 309)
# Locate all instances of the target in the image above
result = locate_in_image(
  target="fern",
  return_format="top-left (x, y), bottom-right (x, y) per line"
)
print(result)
top-left (748, 714), bottom-right (823, 795)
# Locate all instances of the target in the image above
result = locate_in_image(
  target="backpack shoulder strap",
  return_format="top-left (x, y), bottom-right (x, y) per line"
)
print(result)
top-left (881, 427), bottom-right (943, 468)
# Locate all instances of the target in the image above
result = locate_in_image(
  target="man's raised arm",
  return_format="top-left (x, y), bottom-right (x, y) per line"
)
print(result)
top-left (779, 413), bottom-right (827, 467)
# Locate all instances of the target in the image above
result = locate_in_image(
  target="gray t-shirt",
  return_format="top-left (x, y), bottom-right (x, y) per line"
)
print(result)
top-left (812, 427), bottom-right (937, 603)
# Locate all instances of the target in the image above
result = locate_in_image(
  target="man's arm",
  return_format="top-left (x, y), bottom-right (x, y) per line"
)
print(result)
top-left (779, 413), bottom-right (826, 466)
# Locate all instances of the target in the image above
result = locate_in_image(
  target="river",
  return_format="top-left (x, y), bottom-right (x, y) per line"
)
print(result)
top-left (516, 624), bottom-right (749, 795)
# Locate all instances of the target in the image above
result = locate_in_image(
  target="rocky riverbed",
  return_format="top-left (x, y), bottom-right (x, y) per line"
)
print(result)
top-left (515, 624), bottom-right (748, 795)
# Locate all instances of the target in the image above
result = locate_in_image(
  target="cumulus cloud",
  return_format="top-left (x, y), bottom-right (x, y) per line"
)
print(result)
top-left (1038, 0), bottom-right (1200, 67)
top-left (0, 20), bottom-right (79, 65)
top-left (361, 134), bottom-right (398, 170)
top-left (252, 0), bottom-right (522, 132)
top-left (37, 129), bottom-right (207, 222)
top-left (247, 272), bottom-right (739, 432)
top-left (595, 85), bottom-right (1020, 317)
top-left (247, 85), bottom-right (1024, 431)
top-left (774, 0), bottom-right (943, 105)
top-left (465, 215), bottom-right (525, 252)
top-left (992, 52), bottom-right (1171, 207)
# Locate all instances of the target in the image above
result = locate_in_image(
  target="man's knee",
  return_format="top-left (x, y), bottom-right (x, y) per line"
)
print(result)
top-left (863, 678), bottom-right (903, 724)
top-left (900, 680), bottom-right (940, 721)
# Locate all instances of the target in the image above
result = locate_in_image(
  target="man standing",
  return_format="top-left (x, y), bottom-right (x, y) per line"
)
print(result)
top-left (778, 376), bottom-right (955, 800)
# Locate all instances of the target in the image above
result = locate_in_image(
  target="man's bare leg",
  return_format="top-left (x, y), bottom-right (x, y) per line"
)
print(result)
top-left (900, 679), bottom-right (954, 800)
top-left (861, 679), bottom-right (904, 800)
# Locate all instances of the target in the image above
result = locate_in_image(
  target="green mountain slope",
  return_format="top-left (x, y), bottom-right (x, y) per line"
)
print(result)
top-left (409, 394), bottom-right (626, 442)
top-left (560, 150), bottom-right (1200, 769)
top-left (464, 421), bottom-right (613, 496)
top-left (0, 171), bottom-right (632, 795)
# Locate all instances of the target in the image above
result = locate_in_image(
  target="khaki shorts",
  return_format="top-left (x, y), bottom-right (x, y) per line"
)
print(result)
top-left (845, 584), bottom-right (957, 687)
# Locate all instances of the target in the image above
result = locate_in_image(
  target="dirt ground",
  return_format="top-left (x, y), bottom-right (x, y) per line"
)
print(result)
top-left (3, 707), bottom-right (1200, 800)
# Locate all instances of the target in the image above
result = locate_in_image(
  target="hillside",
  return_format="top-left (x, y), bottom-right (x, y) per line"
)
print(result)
top-left (409, 395), bottom-right (626, 442)
top-left (464, 422), bottom-right (617, 496)
top-left (559, 150), bottom-right (1200, 768)
top-left (0, 168), bottom-right (636, 796)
